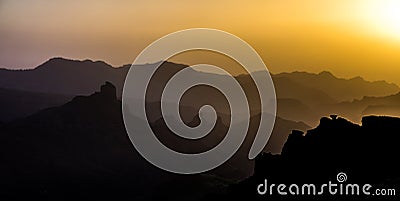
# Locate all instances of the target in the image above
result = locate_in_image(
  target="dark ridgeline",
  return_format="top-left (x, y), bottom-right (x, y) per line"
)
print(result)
top-left (273, 71), bottom-right (399, 102)
top-left (1, 57), bottom-right (400, 126)
top-left (2, 58), bottom-right (397, 101)
top-left (0, 81), bottom-right (310, 201)
top-left (228, 115), bottom-right (400, 200)
top-left (0, 82), bottom-right (157, 200)
top-left (0, 81), bottom-right (242, 201)
top-left (0, 58), bottom-right (311, 155)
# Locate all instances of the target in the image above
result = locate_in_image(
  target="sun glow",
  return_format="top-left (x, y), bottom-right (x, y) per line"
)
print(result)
top-left (361, 0), bottom-right (400, 41)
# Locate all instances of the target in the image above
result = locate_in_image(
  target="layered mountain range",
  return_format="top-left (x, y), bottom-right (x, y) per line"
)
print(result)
top-left (1, 57), bottom-right (399, 127)
top-left (1, 58), bottom-right (399, 200)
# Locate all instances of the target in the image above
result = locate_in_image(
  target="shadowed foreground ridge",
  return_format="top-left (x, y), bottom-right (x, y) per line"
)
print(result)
top-left (0, 82), bottom-right (313, 200)
top-left (229, 115), bottom-right (400, 200)
top-left (0, 81), bottom-right (399, 200)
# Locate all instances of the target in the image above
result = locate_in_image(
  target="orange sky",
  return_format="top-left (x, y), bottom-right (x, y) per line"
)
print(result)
top-left (0, 0), bottom-right (400, 84)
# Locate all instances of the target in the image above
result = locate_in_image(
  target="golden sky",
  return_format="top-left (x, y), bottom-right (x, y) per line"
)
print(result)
top-left (0, 0), bottom-right (400, 84)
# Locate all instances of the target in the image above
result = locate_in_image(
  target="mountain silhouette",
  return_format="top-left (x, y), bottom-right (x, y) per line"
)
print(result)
top-left (0, 82), bottom-right (309, 200)
top-left (0, 82), bottom-right (167, 200)
top-left (227, 115), bottom-right (400, 200)
top-left (0, 82), bottom-right (242, 201)
top-left (271, 75), bottom-right (337, 106)
top-left (0, 57), bottom-right (130, 96)
top-left (332, 92), bottom-right (400, 123)
top-left (274, 71), bottom-right (399, 102)
top-left (1, 58), bottom-right (398, 128)
top-left (2, 58), bottom-right (397, 102)
top-left (1, 57), bottom-right (399, 199)
top-left (272, 71), bottom-right (400, 126)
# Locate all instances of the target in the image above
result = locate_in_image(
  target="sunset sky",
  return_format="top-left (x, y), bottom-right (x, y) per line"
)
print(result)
top-left (1, 0), bottom-right (400, 84)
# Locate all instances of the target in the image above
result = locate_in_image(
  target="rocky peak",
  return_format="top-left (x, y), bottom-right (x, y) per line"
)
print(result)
top-left (100, 81), bottom-right (117, 100)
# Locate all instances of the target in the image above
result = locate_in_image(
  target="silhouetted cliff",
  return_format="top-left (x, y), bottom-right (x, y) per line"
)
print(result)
top-left (229, 115), bottom-right (400, 200)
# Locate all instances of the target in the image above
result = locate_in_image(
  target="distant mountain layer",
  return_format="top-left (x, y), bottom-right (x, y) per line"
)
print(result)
top-left (0, 58), bottom-right (130, 96)
top-left (331, 92), bottom-right (400, 123)
top-left (274, 71), bottom-right (399, 101)
top-left (1, 57), bottom-right (399, 125)
top-left (1, 58), bottom-right (397, 101)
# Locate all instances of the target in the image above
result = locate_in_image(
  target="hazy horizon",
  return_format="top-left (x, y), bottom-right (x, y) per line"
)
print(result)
top-left (1, 0), bottom-right (400, 84)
